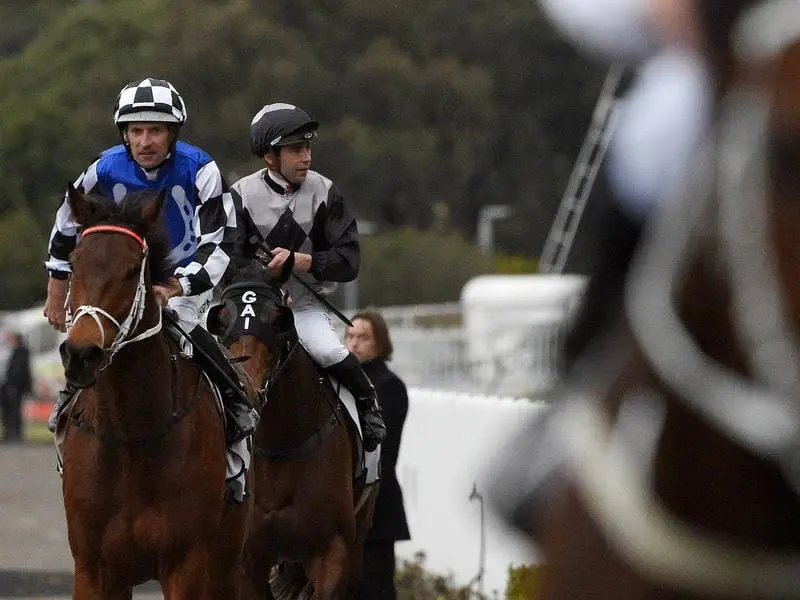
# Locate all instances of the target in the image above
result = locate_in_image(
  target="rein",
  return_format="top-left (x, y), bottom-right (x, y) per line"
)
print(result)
top-left (66, 224), bottom-right (163, 369)
top-left (261, 335), bottom-right (300, 395)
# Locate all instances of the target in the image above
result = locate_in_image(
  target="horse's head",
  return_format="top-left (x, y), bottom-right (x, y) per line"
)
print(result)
top-left (60, 185), bottom-right (170, 387)
top-left (498, 4), bottom-right (800, 600)
top-left (207, 261), bottom-right (294, 391)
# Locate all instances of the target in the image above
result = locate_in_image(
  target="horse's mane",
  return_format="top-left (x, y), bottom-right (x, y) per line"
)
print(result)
top-left (77, 190), bottom-right (172, 285)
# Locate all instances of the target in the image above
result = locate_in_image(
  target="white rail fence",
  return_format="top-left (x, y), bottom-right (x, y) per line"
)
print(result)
top-left (387, 322), bottom-right (567, 397)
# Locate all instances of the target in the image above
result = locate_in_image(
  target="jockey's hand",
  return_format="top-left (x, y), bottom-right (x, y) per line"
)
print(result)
top-left (153, 277), bottom-right (183, 308)
top-left (266, 247), bottom-right (293, 276)
top-left (44, 277), bottom-right (69, 332)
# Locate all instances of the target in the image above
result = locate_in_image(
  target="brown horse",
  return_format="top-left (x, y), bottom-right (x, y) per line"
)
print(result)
top-left (58, 186), bottom-right (249, 599)
top-left (207, 263), bottom-right (377, 600)
top-left (498, 1), bottom-right (800, 599)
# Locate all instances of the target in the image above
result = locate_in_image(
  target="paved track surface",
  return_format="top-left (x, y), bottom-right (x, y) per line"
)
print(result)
top-left (0, 442), bottom-right (161, 599)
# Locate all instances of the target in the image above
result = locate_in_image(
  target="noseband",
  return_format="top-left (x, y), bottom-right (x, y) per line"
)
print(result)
top-left (66, 224), bottom-right (163, 368)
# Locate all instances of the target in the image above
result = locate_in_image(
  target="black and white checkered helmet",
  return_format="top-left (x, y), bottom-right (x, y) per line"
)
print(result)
top-left (113, 78), bottom-right (187, 126)
top-left (250, 103), bottom-right (318, 157)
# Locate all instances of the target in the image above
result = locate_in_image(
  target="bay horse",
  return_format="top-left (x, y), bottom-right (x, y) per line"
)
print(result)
top-left (496, 1), bottom-right (800, 599)
top-left (57, 185), bottom-right (249, 599)
top-left (207, 262), bottom-right (377, 600)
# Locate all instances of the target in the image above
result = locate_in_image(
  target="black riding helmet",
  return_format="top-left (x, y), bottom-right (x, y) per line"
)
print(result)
top-left (250, 103), bottom-right (319, 158)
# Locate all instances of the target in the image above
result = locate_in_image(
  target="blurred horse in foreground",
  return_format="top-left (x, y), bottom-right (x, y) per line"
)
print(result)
top-left (499, 1), bottom-right (800, 598)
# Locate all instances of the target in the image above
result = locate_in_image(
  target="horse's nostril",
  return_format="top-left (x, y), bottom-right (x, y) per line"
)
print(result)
top-left (59, 341), bottom-right (69, 367)
top-left (82, 345), bottom-right (105, 366)
top-left (61, 341), bottom-right (105, 370)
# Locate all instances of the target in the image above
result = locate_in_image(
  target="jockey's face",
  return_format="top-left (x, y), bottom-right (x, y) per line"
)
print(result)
top-left (123, 122), bottom-right (174, 169)
top-left (346, 318), bottom-right (379, 364)
top-left (265, 142), bottom-right (312, 186)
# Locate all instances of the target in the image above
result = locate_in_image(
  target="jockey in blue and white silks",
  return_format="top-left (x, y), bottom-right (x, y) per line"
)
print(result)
top-left (46, 139), bottom-right (233, 295)
top-left (43, 78), bottom-right (256, 502)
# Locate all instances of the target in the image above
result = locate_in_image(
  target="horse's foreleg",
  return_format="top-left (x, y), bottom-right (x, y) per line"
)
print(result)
top-left (73, 563), bottom-right (132, 600)
top-left (307, 534), bottom-right (349, 600)
top-left (161, 546), bottom-right (214, 600)
top-left (239, 571), bottom-right (272, 600)
top-left (241, 543), bottom-right (277, 600)
top-left (206, 500), bottom-right (250, 600)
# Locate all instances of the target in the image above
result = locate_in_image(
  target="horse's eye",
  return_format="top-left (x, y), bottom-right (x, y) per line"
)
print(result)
top-left (125, 265), bottom-right (140, 279)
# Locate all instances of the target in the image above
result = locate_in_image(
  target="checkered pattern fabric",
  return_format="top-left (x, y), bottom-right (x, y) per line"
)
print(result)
top-left (113, 78), bottom-right (187, 125)
top-left (265, 206), bottom-right (310, 252)
top-left (230, 168), bottom-right (360, 305)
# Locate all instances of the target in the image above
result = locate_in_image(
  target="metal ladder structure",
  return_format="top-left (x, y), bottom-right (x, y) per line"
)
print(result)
top-left (538, 64), bottom-right (626, 274)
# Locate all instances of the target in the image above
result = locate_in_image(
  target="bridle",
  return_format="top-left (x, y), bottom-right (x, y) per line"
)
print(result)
top-left (628, 0), bottom-right (800, 493)
top-left (519, 2), bottom-right (800, 597)
top-left (65, 224), bottom-right (163, 369)
top-left (216, 279), bottom-right (295, 396)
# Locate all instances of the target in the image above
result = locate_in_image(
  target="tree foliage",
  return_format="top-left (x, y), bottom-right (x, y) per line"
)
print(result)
top-left (359, 227), bottom-right (493, 307)
top-left (0, 0), bottom-right (605, 309)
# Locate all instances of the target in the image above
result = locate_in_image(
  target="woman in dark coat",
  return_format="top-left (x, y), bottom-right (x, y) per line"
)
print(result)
top-left (346, 310), bottom-right (411, 600)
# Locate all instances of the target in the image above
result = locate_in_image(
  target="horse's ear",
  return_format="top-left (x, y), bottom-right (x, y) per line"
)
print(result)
top-left (66, 183), bottom-right (92, 226)
top-left (141, 189), bottom-right (167, 223)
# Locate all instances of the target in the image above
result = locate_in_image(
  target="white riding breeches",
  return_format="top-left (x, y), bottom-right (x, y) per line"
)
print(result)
top-left (169, 289), bottom-right (214, 332)
top-left (293, 304), bottom-right (349, 368)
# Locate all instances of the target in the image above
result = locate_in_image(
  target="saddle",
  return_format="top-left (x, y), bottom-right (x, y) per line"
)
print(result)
top-left (163, 308), bottom-right (258, 445)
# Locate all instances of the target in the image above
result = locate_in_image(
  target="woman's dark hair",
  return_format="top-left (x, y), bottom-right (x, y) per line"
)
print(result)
top-left (352, 309), bottom-right (394, 361)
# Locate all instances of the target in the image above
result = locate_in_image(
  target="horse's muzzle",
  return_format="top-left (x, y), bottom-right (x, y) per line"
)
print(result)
top-left (59, 340), bottom-right (103, 388)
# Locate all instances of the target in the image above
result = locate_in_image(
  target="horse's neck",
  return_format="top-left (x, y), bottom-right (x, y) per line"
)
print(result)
top-left (260, 346), bottom-right (333, 441)
top-left (89, 332), bottom-right (179, 431)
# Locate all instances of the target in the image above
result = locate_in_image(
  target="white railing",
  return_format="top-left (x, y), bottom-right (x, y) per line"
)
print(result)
top-left (388, 318), bottom-right (567, 398)
top-left (371, 302), bottom-right (462, 328)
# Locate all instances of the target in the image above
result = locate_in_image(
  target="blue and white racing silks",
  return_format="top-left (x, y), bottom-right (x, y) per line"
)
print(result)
top-left (44, 141), bottom-right (237, 296)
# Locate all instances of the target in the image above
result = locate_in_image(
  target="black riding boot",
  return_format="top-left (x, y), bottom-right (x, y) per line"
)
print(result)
top-left (48, 382), bottom-right (78, 433)
top-left (325, 352), bottom-right (386, 452)
top-left (188, 325), bottom-right (258, 445)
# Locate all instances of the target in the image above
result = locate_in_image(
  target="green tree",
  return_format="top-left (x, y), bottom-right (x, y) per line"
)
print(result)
top-left (0, 0), bottom-right (605, 309)
top-left (358, 228), bottom-right (491, 307)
